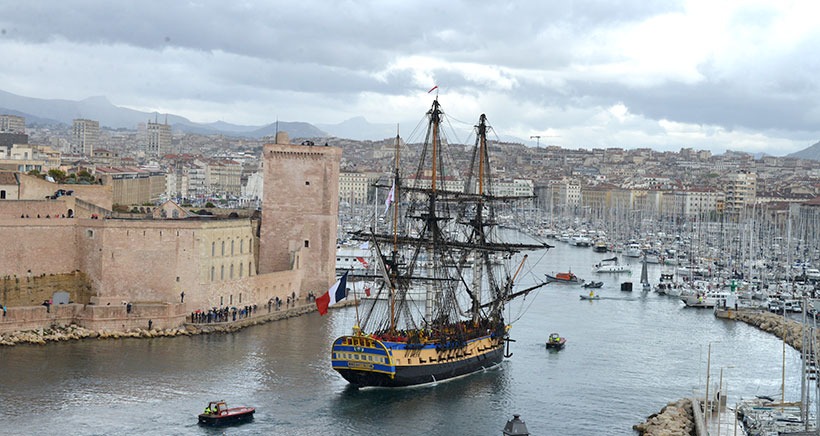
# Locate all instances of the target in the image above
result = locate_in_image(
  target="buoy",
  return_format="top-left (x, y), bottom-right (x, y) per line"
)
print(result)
top-left (502, 414), bottom-right (529, 436)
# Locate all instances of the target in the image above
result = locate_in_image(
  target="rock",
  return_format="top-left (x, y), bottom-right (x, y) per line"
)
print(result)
top-left (635, 398), bottom-right (694, 436)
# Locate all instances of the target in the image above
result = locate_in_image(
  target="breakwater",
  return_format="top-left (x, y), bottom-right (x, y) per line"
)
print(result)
top-left (0, 302), bottom-right (319, 346)
top-left (734, 310), bottom-right (807, 351)
top-left (633, 398), bottom-right (695, 436)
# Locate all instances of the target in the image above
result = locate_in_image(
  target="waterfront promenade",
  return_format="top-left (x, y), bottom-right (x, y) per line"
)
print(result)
top-left (0, 296), bottom-right (359, 346)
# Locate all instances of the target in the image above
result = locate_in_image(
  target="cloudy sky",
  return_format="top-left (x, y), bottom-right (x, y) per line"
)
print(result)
top-left (2, 1), bottom-right (820, 155)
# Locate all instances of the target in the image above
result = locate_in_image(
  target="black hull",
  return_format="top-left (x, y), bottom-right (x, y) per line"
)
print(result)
top-left (336, 345), bottom-right (504, 388)
top-left (197, 412), bottom-right (254, 426)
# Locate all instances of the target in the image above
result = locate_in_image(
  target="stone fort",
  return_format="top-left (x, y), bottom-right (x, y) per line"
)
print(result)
top-left (0, 132), bottom-right (340, 333)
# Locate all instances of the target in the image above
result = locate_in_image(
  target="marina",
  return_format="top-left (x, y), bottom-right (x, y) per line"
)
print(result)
top-left (0, 242), bottom-right (809, 435)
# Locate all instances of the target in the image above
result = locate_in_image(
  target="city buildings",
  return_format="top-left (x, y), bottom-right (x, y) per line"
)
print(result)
top-left (71, 119), bottom-right (100, 156)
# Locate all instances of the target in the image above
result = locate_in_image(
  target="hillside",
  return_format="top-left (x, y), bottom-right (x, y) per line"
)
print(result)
top-left (788, 140), bottom-right (820, 161)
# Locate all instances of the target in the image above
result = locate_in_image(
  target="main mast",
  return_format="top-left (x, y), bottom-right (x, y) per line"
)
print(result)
top-left (389, 128), bottom-right (400, 334)
top-left (471, 114), bottom-right (489, 321)
top-left (425, 99), bottom-right (442, 322)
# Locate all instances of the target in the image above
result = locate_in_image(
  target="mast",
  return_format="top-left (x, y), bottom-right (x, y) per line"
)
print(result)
top-left (389, 126), bottom-right (400, 334)
top-left (471, 114), bottom-right (488, 321)
top-left (424, 99), bottom-right (442, 322)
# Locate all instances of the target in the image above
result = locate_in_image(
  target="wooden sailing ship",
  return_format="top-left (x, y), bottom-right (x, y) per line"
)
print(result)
top-left (330, 98), bottom-right (551, 388)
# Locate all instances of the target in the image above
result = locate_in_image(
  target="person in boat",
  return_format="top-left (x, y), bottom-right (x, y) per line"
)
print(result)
top-left (589, 290), bottom-right (595, 297)
top-left (204, 405), bottom-right (212, 415)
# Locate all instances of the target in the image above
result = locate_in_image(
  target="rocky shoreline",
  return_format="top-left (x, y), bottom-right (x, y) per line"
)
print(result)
top-left (633, 398), bottom-right (695, 436)
top-left (0, 303), bottom-right (318, 346)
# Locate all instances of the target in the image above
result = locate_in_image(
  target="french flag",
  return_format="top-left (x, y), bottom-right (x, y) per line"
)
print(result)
top-left (316, 271), bottom-right (349, 316)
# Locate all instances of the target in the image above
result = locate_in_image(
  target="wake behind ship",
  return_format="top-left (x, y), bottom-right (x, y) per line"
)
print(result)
top-left (331, 98), bottom-right (552, 388)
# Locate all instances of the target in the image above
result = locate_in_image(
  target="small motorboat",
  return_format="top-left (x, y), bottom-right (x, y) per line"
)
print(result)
top-left (582, 281), bottom-right (603, 288)
top-left (198, 401), bottom-right (255, 426)
top-left (546, 271), bottom-right (582, 284)
top-left (579, 293), bottom-right (601, 300)
top-left (546, 333), bottom-right (566, 350)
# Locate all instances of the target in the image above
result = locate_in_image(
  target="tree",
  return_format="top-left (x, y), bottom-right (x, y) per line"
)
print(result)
top-left (205, 201), bottom-right (216, 208)
top-left (47, 169), bottom-right (67, 183)
top-left (77, 170), bottom-right (95, 183)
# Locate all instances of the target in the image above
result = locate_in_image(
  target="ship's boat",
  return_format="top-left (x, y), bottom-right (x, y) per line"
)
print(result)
top-left (197, 401), bottom-right (255, 426)
top-left (546, 271), bottom-right (582, 283)
top-left (330, 98), bottom-right (552, 388)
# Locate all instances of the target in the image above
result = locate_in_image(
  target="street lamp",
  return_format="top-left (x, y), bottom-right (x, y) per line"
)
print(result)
top-left (717, 365), bottom-right (735, 436)
top-left (704, 341), bottom-right (721, 433)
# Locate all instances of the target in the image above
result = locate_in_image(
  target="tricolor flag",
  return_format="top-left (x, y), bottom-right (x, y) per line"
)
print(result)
top-left (384, 183), bottom-right (395, 215)
top-left (364, 287), bottom-right (371, 297)
top-left (316, 271), bottom-right (349, 316)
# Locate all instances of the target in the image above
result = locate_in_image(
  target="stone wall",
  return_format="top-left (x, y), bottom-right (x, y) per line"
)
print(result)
top-left (0, 218), bottom-right (80, 277)
top-left (259, 133), bottom-right (340, 295)
top-left (17, 173), bottom-right (112, 210)
top-left (0, 302), bottom-right (186, 334)
top-left (1, 271), bottom-right (93, 307)
top-left (0, 199), bottom-right (78, 219)
top-left (0, 216), bottom-right (306, 313)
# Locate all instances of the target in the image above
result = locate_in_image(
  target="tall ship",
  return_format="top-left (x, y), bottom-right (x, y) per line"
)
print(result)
top-left (330, 98), bottom-right (552, 388)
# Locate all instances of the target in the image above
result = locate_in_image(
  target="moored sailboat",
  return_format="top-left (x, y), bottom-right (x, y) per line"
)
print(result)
top-left (330, 98), bottom-right (552, 388)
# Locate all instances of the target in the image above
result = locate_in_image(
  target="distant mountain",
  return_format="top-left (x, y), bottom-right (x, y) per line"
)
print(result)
top-left (316, 117), bottom-right (398, 141)
top-left (0, 89), bottom-right (524, 142)
top-left (0, 89), bottom-right (326, 139)
top-left (788, 141), bottom-right (820, 161)
top-left (0, 107), bottom-right (62, 126)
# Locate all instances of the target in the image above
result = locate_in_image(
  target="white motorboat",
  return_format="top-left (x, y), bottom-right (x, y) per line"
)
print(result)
top-left (624, 242), bottom-right (643, 258)
top-left (680, 290), bottom-right (732, 308)
top-left (593, 256), bottom-right (630, 273)
top-left (571, 234), bottom-right (592, 247)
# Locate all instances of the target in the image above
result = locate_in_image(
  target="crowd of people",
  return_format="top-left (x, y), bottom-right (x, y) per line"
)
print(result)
top-left (188, 292), bottom-right (317, 324)
top-left (190, 305), bottom-right (257, 323)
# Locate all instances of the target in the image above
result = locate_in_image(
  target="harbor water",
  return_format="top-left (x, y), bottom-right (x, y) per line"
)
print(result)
top-left (0, 243), bottom-right (805, 435)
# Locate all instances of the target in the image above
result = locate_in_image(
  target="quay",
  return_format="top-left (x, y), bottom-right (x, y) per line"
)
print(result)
top-left (0, 298), bottom-right (358, 346)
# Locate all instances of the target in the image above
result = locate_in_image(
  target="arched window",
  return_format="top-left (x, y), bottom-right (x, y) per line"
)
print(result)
top-left (220, 265), bottom-right (224, 280)
top-left (230, 264), bottom-right (234, 279)
top-left (210, 266), bottom-right (215, 282)
top-left (231, 240), bottom-right (235, 256)
top-left (211, 242), bottom-right (215, 256)
top-left (221, 241), bottom-right (225, 256)
top-left (248, 262), bottom-right (252, 276)
top-left (240, 239), bottom-right (244, 254)
top-left (239, 265), bottom-right (243, 278)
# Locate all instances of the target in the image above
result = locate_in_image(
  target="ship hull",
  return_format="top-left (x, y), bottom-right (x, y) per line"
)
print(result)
top-left (331, 334), bottom-right (505, 388)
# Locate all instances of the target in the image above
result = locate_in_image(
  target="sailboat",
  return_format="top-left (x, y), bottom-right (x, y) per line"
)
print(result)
top-left (640, 257), bottom-right (651, 292)
top-left (329, 98), bottom-right (552, 388)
